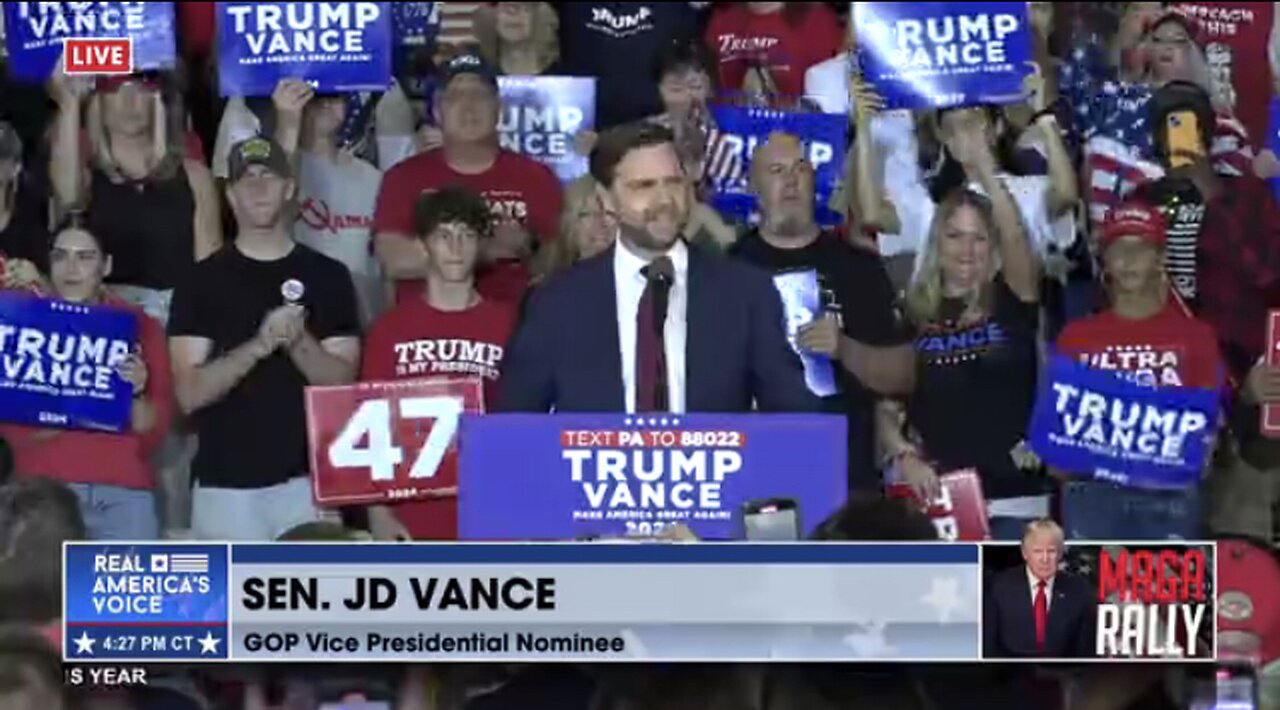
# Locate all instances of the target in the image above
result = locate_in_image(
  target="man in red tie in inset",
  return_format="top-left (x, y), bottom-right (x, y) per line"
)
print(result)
top-left (983, 519), bottom-right (1097, 658)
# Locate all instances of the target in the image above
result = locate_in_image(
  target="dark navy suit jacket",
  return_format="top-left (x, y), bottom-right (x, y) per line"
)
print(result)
top-left (983, 566), bottom-right (1097, 659)
top-left (498, 243), bottom-right (819, 413)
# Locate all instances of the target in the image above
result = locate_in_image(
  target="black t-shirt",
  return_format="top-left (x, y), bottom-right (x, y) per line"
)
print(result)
top-left (907, 276), bottom-right (1045, 500)
top-left (555, 2), bottom-right (699, 129)
top-left (730, 230), bottom-right (912, 492)
top-left (167, 243), bottom-right (360, 489)
top-left (0, 171), bottom-right (52, 272)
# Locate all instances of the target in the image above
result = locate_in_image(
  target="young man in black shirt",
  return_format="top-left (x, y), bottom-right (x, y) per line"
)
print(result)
top-left (168, 137), bottom-right (361, 541)
top-left (729, 131), bottom-right (914, 492)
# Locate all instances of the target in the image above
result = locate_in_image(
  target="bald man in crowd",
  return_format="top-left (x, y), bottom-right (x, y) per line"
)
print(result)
top-left (729, 131), bottom-right (914, 493)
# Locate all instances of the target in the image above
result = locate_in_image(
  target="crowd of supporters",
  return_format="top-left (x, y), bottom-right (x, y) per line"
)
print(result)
top-left (1, 1), bottom-right (1280, 707)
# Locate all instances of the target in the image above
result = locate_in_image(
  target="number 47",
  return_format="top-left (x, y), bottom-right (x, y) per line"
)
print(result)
top-left (328, 397), bottom-right (465, 482)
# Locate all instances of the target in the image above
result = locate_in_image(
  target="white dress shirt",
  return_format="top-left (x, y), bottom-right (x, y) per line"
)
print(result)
top-left (614, 237), bottom-right (688, 414)
top-left (1027, 568), bottom-right (1055, 613)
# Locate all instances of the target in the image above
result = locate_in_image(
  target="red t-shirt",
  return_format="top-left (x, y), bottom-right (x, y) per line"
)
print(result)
top-left (374, 148), bottom-right (558, 304)
top-left (705, 3), bottom-right (844, 99)
top-left (1171, 2), bottom-right (1274, 149)
top-left (1056, 301), bottom-right (1224, 390)
top-left (360, 296), bottom-right (517, 540)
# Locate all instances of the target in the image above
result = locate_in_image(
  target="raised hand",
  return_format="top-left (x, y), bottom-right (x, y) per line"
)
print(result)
top-left (272, 78), bottom-right (315, 120)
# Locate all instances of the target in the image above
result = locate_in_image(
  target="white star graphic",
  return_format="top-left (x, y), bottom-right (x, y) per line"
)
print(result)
top-left (660, 418), bottom-right (669, 426)
top-left (198, 631), bottom-right (221, 655)
top-left (624, 417), bottom-right (633, 426)
top-left (843, 622), bottom-right (895, 657)
top-left (648, 418), bottom-right (658, 426)
top-left (671, 418), bottom-right (680, 426)
top-left (73, 631), bottom-right (96, 655)
top-left (920, 577), bottom-right (966, 624)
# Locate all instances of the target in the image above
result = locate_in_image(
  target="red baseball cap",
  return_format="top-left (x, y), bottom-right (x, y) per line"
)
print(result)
top-left (95, 72), bottom-right (162, 94)
top-left (1099, 202), bottom-right (1167, 252)
top-left (1218, 539), bottom-right (1280, 667)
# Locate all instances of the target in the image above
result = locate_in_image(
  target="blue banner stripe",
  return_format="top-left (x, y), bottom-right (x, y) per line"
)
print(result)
top-left (231, 543), bottom-right (978, 565)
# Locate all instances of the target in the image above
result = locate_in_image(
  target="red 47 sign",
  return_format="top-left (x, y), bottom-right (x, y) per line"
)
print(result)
top-left (305, 377), bottom-right (485, 507)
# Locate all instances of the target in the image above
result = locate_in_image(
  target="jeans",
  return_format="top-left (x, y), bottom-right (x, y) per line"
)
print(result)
top-left (190, 477), bottom-right (324, 541)
top-left (68, 483), bottom-right (159, 541)
top-left (1061, 481), bottom-right (1201, 541)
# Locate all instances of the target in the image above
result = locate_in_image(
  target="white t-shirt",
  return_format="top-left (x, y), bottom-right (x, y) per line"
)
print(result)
top-left (901, 173), bottom-right (1076, 279)
top-left (292, 153), bottom-right (386, 325)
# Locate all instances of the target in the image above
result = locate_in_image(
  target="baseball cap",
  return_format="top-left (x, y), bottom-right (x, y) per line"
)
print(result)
top-left (438, 50), bottom-right (499, 91)
top-left (227, 136), bottom-right (291, 182)
top-left (1099, 202), bottom-right (1167, 252)
top-left (1217, 538), bottom-right (1280, 667)
top-left (0, 122), bottom-right (23, 163)
top-left (95, 71), bottom-right (164, 94)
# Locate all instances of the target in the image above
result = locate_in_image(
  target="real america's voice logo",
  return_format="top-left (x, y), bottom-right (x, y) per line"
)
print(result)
top-left (64, 544), bottom-right (230, 662)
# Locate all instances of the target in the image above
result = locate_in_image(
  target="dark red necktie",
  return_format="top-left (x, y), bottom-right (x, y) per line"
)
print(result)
top-left (1034, 580), bottom-right (1048, 651)
top-left (636, 257), bottom-right (673, 412)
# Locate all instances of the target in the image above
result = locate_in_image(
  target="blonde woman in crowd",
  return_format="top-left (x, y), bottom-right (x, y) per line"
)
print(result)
top-left (47, 54), bottom-right (221, 325)
top-left (530, 175), bottom-right (615, 287)
top-left (474, 2), bottom-right (561, 76)
top-left (872, 115), bottom-right (1045, 540)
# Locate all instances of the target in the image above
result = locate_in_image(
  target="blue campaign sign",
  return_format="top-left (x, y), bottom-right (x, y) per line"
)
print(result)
top-left (772, 270), bottom-right (837, 398)
top-left (63, 543), bottom-right (229, 661)
top-left (0, 295), bottom-right (137, 432)
top-left (498, 76), bottom-right (596, 183)
top-left (1270, 98), bottom-right (1280, 201)
top-left (706, 107), bottom-right (847, 227)
top-left (1027, 355), bottom-right (1220, 490)
top-left (457, 414), bottom-right (848, 540)
top-left (854, 1), bottom-right (1033, 109)
top-left (216, 2), bottom-right (393, 97)
top-left (3, 2), bottom-right (176, 82)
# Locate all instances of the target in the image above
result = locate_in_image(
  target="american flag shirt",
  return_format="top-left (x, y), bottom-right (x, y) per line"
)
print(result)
top-left (1058, 37), bottom-right (1254, 231)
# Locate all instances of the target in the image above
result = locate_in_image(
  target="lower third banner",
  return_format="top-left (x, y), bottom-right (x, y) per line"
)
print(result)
top-left (63, 544), bottom-right (230, 662)
top-left (224, 543), bottom-right (980, 661)
top-left (457, 414), bottom-right (848, 540)
top-left (0, 294), bottom-right (137, 432)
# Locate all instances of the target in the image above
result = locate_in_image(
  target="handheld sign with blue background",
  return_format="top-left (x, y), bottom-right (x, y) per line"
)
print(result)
top-left (853, 1), bottom-right (1032, 109)
top-left (1027, 354), bottom-right (1219, 490)
top-left (1270, 98), bottom-right (1280, 202)
top-left (0, 294), bottom-right (137, 432)
top-left (458, 414), bottom-right (848, 540)
top-left (3, 2), bottom-right (176, 82)
top-left (706, 107), bottom-right (847, 227)
top-left (216, 1), bottom-right (393, 97)
top-left (64, 544), bottom-right (229, 662)
top-left (771, 270), bottom-right (837, 397)
top-left (498, 76), bottom-right (597, 183)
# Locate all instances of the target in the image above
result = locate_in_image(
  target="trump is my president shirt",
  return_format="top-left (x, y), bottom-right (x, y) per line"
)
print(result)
top-left (360, 296), bottom-right (517, 540)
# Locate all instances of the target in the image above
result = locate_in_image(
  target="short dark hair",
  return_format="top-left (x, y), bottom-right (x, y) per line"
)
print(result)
top-left (412, 186), bottom-right (493, 240)
top-left (810, 495), bottom-right (940, 541)
top-left (653, 39), bottom-right (715, 86)
top-left (589, 122), bottom-right (677, 189)
top-left (0, 625), bottom-right (64, 707)
top-left (0, 478), bottom-right (85, 625)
